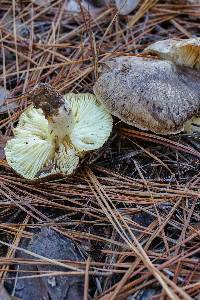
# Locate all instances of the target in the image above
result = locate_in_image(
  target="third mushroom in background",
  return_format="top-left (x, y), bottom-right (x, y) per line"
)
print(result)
top-left (93, 38), bottom-right (200, 135)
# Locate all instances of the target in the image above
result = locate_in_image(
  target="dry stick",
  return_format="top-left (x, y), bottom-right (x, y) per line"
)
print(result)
top-left (105, 209), bottom-right (189, 298)
top-left (95, 166), bottom-right (200, 200)
top-left (170, 19), bottom-right (191, 37)
top-left (98, 6), bottom-right (120, 50)
top-left (0, 2), bottom-right (32, 37)
top-left (92, 32), bottom-right (98, 80)
top-left (0, 0), bottom-right (62, 44)
top-left (120, 128), bottom-right (200, 159)
top-left (183, 282), bottom-right (200, 293)
top-left (1, 41), bottom-right (71, 85)
top-left (0, 31), bottom-right (6, 89)
top-left (4, 45), bottom-right (38, 66)
top-left (108, 260), bottom-right (143, 300)
top-left (4, 269), bottom-right (124, 281)
top-left (5, 272), bottom-right (85, 281)
top-left (86, 169), bottom-right (191, 300)
top-left (174, 199), bottom-right (197, 256)
top-left (132, 140), bottom-right (175, 176)
top-left (107, 244), bottom-right (199, 300)
top-left (0, 58), bottom-right (91, 79)
top-left (24, 3), bottom-right (34, 93)
top-left (4, 181), bottom-right (105, 221)
top-left (0, 240), bottom-right (82, 273)
top-left (143, 198), bottom-right (182, 251)
top-left (0, 170), bottom-right (197, 296)
top-left (0, 3), bottom-right (64, 87)
top-left (78, 0), bottom-right (97, 81)
top-left (12, 0), bottom-right (19, 83)
top-left (133, 159), bottom-right (170, 255)
top-left (0, 183), bottom-right (51, 223)
top-left (54, 35), bottom-right (89, 89)
top-left (0, 225), bottom-right (31, 239)
top-left (122, 232), bottom-right (200, 296)
top-left (58, 67), bottom-right (93, 92)
top-left (128, 0), bottom-right (159, 27)
top-left (85, 187), bottom-right (145, 300)
top-left (118, 278), bottom-right (157, 300)
top-left (105, 241), bottom-right (196, 299)
top-left (11, 218), bottom-right (30, 297)
top-left (0, 257), bottom-right (130, 270)
top-left (0, 215), bottom-right (30, 281)
top-left (31, 2), bottom-right (65, 82)
top-left (84, 256), bottom-right (91, 300)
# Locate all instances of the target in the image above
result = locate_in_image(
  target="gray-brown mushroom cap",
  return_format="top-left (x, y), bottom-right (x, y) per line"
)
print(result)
top-left (93, 56), bottom-right (200, 135)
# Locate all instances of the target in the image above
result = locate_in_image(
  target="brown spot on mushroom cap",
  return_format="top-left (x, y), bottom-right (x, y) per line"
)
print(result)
top-left (29, 83), bottom-right (71, 119)
top-left (144, 38), bottom-right (200, 70)
top-left (93, 56), bottom-right (200, 134)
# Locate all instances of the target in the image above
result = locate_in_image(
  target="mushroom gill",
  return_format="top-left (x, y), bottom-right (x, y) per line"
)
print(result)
top-left (5, 84), bottom-right (113, 180)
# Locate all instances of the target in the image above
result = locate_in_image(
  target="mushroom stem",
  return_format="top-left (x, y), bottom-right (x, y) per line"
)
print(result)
top-left (47, 102), bottom-right (73, 140)
top-left (29, 83), bottom-right (73, 140)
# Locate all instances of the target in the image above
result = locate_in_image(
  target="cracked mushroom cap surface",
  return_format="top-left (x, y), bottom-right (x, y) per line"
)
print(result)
top-left (5, 88), bottom-right (112, 180)
top-left (93, 56), bottom-right (200, 135)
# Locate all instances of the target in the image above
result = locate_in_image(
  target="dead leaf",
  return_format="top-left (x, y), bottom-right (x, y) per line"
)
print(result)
top-left (6, 228), bottom-right (85, 300)
top-left (65, 0), bottom-right (108, 16)
top-left (115, 0), bottom-right (139, 15)
top-left (84, 0), bottom-right (108, 7)
top-left (65, 0), bottom-right (81, 13)
top-left (0, 284), bottom-right (21, 300)
top-left (0, 87), bottom-right (16, 114)
top-left (33, 0), bottom-right (51, 6)
top-left (1, 11), bottom-right (29, 38)
top-left (0, 134), bottom-right (10, 160)
top-left (188, 0), bottom-right (200, 2)
top-left (0, 284), bottom-right (12, 300)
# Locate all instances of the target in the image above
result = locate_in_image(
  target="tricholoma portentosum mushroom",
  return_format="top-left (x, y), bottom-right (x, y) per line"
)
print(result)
top-left (94, 38), bottom-right (200, 135)
top-left (5, 84), bottom-right (113, 180)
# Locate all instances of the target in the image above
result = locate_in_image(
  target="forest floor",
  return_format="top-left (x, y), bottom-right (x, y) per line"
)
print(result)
top-left (0, 1), bottom-right (200, 299)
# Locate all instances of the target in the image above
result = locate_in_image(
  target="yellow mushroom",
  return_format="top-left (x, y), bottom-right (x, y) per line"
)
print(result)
top-left (5, 84), bottom-right (113, 180)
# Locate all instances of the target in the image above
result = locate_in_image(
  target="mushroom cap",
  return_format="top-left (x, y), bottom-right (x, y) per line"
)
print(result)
top-left (93, 56), bottom-right (200, 134)
top-left (29, 83), bottom-right (70, 119)
top-left (5, 93), bottom-right (112, 180)
top-left (29, 83), bottom-right (73, 140)
top-left (144, 38), bottom-right (200, 70)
